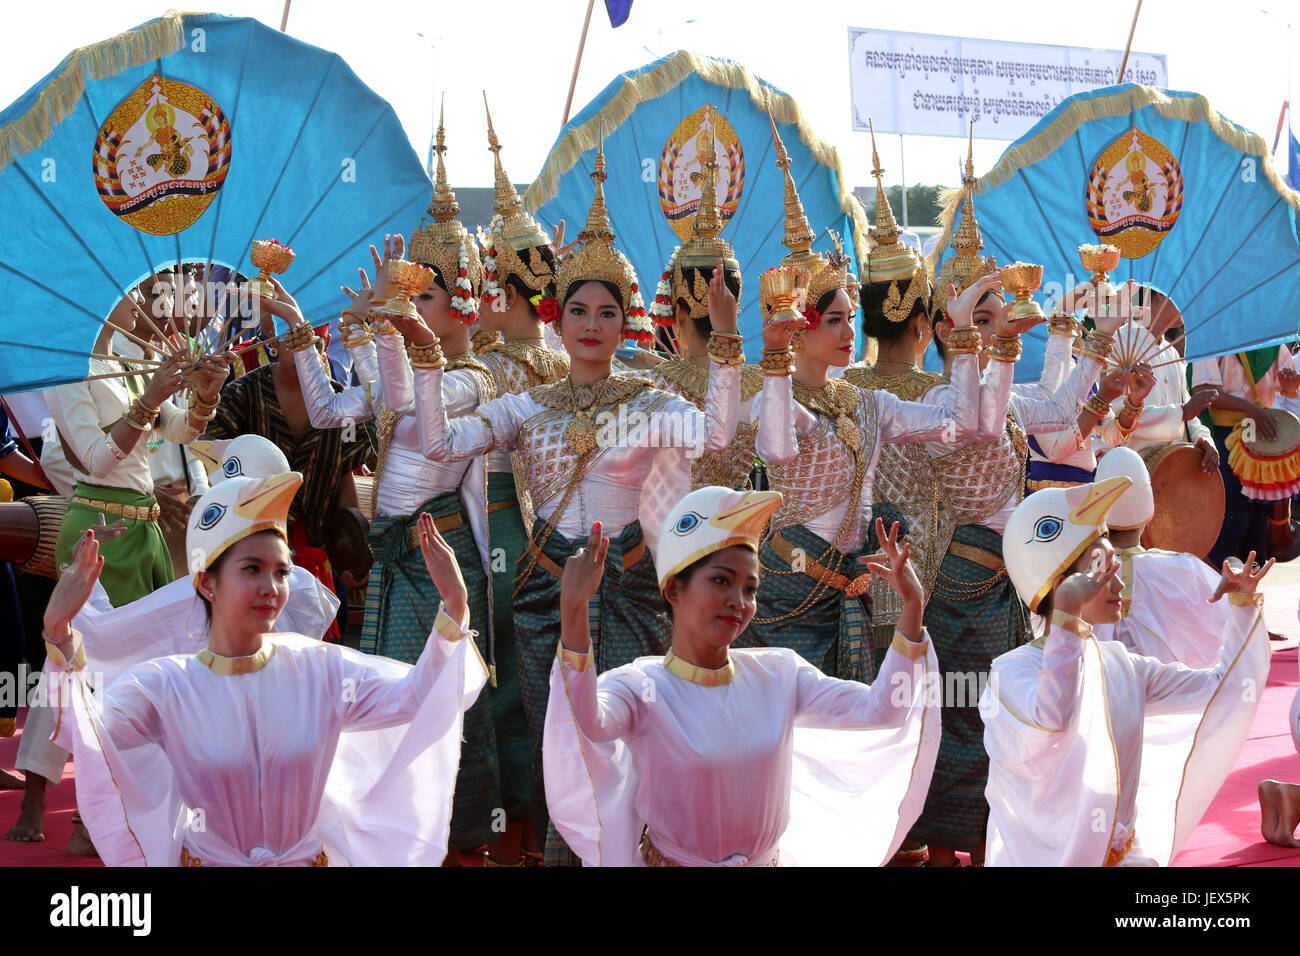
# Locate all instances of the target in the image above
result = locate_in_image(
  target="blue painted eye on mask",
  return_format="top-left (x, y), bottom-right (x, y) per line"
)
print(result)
top-left (1033, 516), bottom-right (1063, 543)
top-left (222, 457), bottom-right (242, 477)
top-left (672, 512), bottom-right (703, 536)
top-left (198, 503), bottom-right (227, 530)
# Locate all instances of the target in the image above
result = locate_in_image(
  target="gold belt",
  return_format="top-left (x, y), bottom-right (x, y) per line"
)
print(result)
top-left (769, 530), bottom-right (870, 597)
top-left (486, 498), bottom-right (519, 514)
top-left (1103, 831), bottom-right (1136, 867)
top-left (526, 537), bottom-right (645, 579)
top-left (179, 847), bottom-right (329, 867)
top-left (639, 826), bottom-right (778, 867)
top-left (946, 540), bottom-right (1005, 572)
top-left (1025, 478), bottom-right (1087, 492)
top-left (405, 512), bottom-right (465, 552)
top-left (71, 496), bottom-right (160, 522)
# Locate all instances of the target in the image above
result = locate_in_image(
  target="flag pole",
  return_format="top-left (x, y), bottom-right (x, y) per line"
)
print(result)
top-left (279, 0), bottom-right (292, 32)
top-left (1118, 0), bottom-right (1143, 83)
top-left (1272, 100), bottom-right (1289, 155)
top-left (562, 0), bottom-right (597, 127)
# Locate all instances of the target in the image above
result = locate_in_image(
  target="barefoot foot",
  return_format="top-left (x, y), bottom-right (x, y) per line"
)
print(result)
top-left (1258, 779), bottom-right (1300, 847)
top-left (65, 821), bottom-right (98, 857)
top-left (5, 799), bottom-right (45, 843)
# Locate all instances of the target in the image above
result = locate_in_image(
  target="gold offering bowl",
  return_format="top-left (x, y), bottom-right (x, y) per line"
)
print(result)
top-left (1078, 246), bottom-right (1121, 299)
top-left (761, 267), bottom-right (813, 324)
top-left (379, 259), bottom-right (435, 320)
top-left (999, 263), bottom-right (1045, 322)
top-left (247, 240), bottom-right (295, 299)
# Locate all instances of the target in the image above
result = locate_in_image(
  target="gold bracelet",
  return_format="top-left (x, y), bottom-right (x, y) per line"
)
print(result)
top-left (987, 333), bottom-right (1022, 363)
top-left (760, 348), bottom-right (795, 376)
top-left (407, 341), bottom-right (445, 369)
top-left (280, 321), bottom-right (318, 353)
top-left (370, 311), bottom-right (401, 335)
top-left (1078, 330), bottom-right (1116, 364)
top-left (121, 412), bottom-right (149, 432)
top-left (125, 398), bottom-right (157, 430)
top-left (343, 331), bottom-right (375, 349)
top-left (1084, 393), bottom-right (1113, 418)
top-left (946, 326), bottom-right (983, 355)
top-left (1048, 313), bottom-right (1080, 338)
top-left (707, 332), bottom-right (745, 366)
top-left (340, 308), bottom-right (367, 326)
top-left (187, 405), bottom-right (218, 422)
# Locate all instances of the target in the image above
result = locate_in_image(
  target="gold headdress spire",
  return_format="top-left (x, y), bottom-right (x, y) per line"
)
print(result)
top-left (931, 120), bottom-right (997, 317)
top-left (762, 97), bottom-right (854, 312)
top-left (408, 95), bottom-right (482, 322)
top-left (767, 101), bottom-right (817, 264)
top-left (554, 125), bottom-right (650, 339)
top-left (864, 119), bottom-right (929, 322)
top-left (690, 105), bottom-right (724, 244)
top-left (481, 91), bottom-right (555, 298)
top-left (429, 96), bottom-right (459, 223)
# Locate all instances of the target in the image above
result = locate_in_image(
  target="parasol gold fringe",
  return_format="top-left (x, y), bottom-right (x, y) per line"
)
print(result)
top-left (925, 85), bottom-right (1300, 276)
top-left (523, 50), bottom-right (869, 261)
top-left (0, 11), bottom-right (185, 173)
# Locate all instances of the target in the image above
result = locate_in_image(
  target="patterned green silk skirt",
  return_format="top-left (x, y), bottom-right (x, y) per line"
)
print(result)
top-left (485, 471), bottom-right (532, 821)
top-left (362, 490), bottom-right (500, 851)
top-left (743, 524), bottom-right (874, 682)
top-left (514, 517), bottom-right (668, 838)
top-left (907, 522), bottom-right (1032, 852)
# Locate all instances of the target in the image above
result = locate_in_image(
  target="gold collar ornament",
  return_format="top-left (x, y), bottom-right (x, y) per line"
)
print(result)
top-left (480, 94), bottom-right (557, 306)
top-left (649, 105), bottom-right (741, 326)
top-left (864, 119), bottom-right (930, 323)
top-left (531, 374), bottom-right (654, 455)
top-left (792, 379), bottom-right (863, 456)
top-left (663, 648), bottom-right (736, 686)
top-left (760, 102), bottom-right (858, 316)
top-left (553, 133), bottom-right (653, 344)
top-left (930, 122), bottom-right (999, 318)
top-left (407, 97), bottom-right (482, 325)
top-left (197, 642), bottom-right (275, 675)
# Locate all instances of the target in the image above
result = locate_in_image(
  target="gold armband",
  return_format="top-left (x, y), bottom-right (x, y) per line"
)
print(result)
top-left (760, 347), bottom-right (795, 376)
top-left (368, 310), bottom-right (400, 334)
top-left (707, 331), bottom-right (745, 366)
top-left (946, 326), bottom-right (983, 355)
top-left (987, 334), bottom-right (1022, 364)
top-left (1078, 330), bottom-right (1115, 364)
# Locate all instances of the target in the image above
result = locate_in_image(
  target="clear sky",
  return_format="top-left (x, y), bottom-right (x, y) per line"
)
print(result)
top-left (1, 0), bottom-right (1294, 195)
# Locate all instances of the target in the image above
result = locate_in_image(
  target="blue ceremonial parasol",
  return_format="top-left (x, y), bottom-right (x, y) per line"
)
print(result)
top-left (526, 51), bottom-right (868, 355)
top-left (0, 11), bottom-right (431, 391)
top-left (929, 84), bottom-right (1300, 379)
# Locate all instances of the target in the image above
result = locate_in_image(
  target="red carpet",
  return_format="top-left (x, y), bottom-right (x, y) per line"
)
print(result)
top-left (1173, 643), bottom-right (1300, 867)
top-left (1, 645), bottom-right (1296, 868)
top-left (0, 709), bottom-right (102, 867)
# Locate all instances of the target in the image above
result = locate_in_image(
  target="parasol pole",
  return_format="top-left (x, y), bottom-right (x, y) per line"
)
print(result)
top-left (1271, 100), bottom-right (1288, 155)
top-left (898, 135), bottom-right (909, 231)
top-left (561, 0), bottom-right (597, 127)
top-left (1118, 0), bottom-right (1143, 83)
top-left (279, 1), bottom-right (292, 32)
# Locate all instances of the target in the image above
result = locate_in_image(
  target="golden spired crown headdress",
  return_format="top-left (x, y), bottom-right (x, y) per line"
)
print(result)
top-left (761, 100), bottom-right (856, 315)
top-left (553, 130), bottom-right (652, 342)
top-left (408, 96), bottom-right (482, 323)
top-left (864, 119), bottom-right (930, 323)
top-left (930, 121), bottom-right (998, 318)
top-left (648, 105), bottom-right (741, 325)
top-left (480, 93), bottom-right (556, 303)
